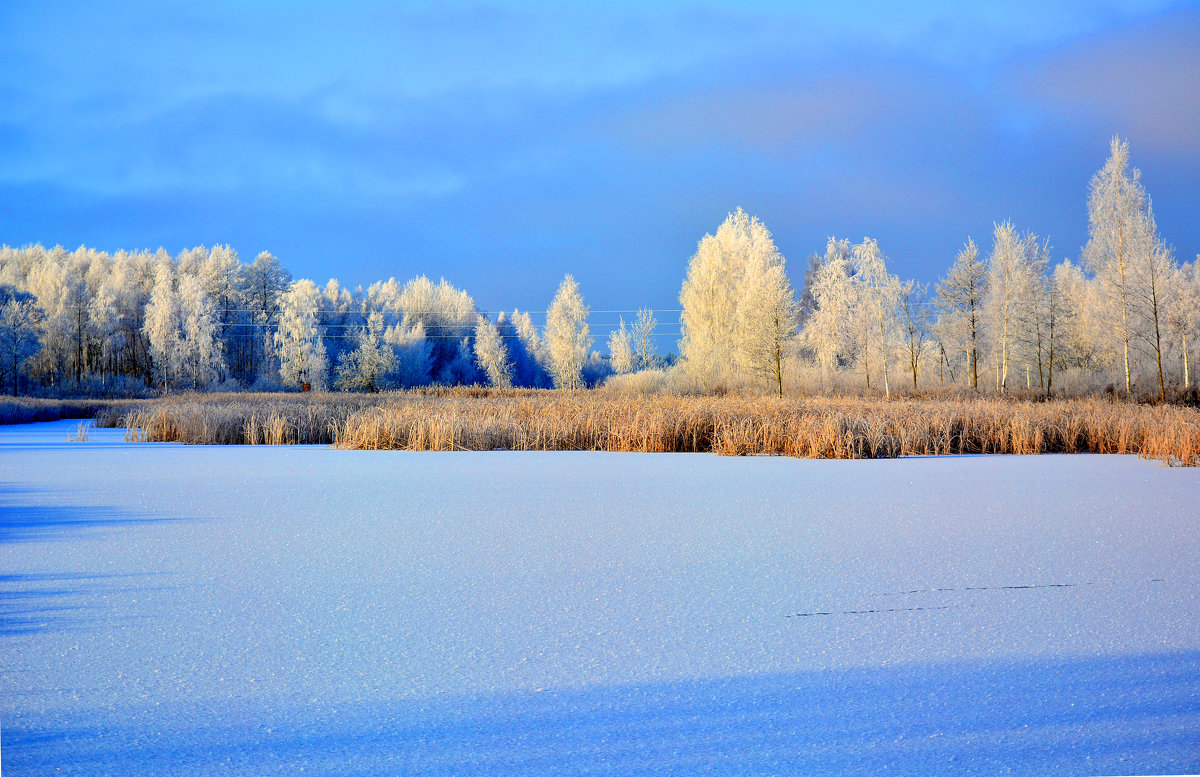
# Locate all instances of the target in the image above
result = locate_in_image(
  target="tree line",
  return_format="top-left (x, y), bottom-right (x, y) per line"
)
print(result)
top-left (675, 137), bottom-right (1196, 401)
top-left (0, 136), bottom-right (1196, 400)
top-left (0, 243), bottom-right (659, 396)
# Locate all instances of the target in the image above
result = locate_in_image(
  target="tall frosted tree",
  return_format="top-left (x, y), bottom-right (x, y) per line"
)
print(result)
top-left (393, 276), bottom-right (480, 385)
top-left (143, 258), bottom-right (184, 390)
top-left (900, 280), bottom-right (930, 390)
top-left (544, 274), bottom-right (592, 390)
top-left (1053, 259), bottom-right (1105, 375)
top-left (504, 310), bottom-right (550, 387)
top-left (244, 251), bottom-right (291, 380)
top-left (801, 238), bottom-right (854, 391)
top-left (178, 274), bottom-right (224, 389)
top-left (983, 221), bottom-right (1038, 393)
top-left (0, 286), bottom-right (44, 395)
top-left (1013, 236), bottom-right (1051, 391)
top-left (631, 307), bottom-right (657, 371)
top-left (850, 238), bottom-right (903, 398)
top-left (1082, 136), bottom-right (1156, 393)
top-left (679, 208), bottom-right (782, 390)
top-left (473, 314), bottom-right (513, 388)
top-left (275, 279), bottom-right (328, 390)
top-left (608, 318), bottom-right (634, 375)
top-left (1128, 207), bottom-right (1175, 402)
top-left (200, 244), bottom-right (243, 378)
top-left (934, 238), bottom-right (986, 389)
top-left (1043, 261), bottom-right (1077, 397)
top-left (336, 311), bottom-right (396, 392)
top-left (737, 256), bottom-right (797, 397)
top-left (1167, 260), bottom-right (1198, 388)
top-left (63, 252), bottom-right (91, 384)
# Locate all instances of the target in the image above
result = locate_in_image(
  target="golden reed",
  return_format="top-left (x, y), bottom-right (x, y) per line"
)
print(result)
top-left (99, 390), bottom-right (1200, 466)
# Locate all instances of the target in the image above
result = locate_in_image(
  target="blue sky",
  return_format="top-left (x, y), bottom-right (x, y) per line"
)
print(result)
top-left (2, 1), bottom-right (1198, 323)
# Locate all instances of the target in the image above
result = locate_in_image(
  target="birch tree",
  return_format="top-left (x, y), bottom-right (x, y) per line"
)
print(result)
top-left (505, 310), bottom-right (550, 387)
top-left (0, 287), bottom-right (43, 395)
top-left (850, 238), bottom-right (902, 398)
top-left (1044, 262), bottom-right (1077, 397)
top-left (1167, 260), bottom-right (1198, 389)
top-left (900, 280), bottom-right (930, 391)
top-left (934, 238), bottom-right (986, 389)
top-left (736, 260), bottom-right (797, 397)
top-left (801, 238), bottom-right (854, 391)
top-left (1083, 136), bottom-right (1153, 393)
top-left (178, 274), bottom-right (224, 389)
top-left (679, 208), bottom-right (781, 390)
top-left (1014, 237), bottom-right (1051, 391)
top-left (983, 221), bottom-right (1036, 393)
top-left (336, 311), bottom-right (396, 392)
top-left (1129, 209), bottom-right (1175, 402)
top-left (608, 318), bottom-right (634, 375)
top-left (545, 274), bottom-right (592, 390)
top-left (474, 313), bottom-right (513, 388)
top-left (631, 307), bottom-right (657, 371)
top-left (244, 251), bottom-right (290, 380)
top-left (143, 258), bottom-right (184, 390)
top-left (275, 279), bottom-right (328, 390)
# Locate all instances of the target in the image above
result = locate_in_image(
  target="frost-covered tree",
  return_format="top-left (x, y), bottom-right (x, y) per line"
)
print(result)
top-left (983, 222), bottom-right (1039, 393)
top-left (631, 307), bottom-right (658, 371)
top-left (243, 251), bottom-right (291, 380)
top-left (1128, 208), bottom-right (1175, 402)
top-left (608, 318), bottom-right (634, 375)
top-left (850, 238), bottom-right (903, 398)
top-left (0, 286), bottom-right (44, 395)
top-left (178, 274), bottom-right (224, 389)
top-left (143, 258), bottom-right (184, 390)
top-left (801, 238), bottom-right (854, 391)
top-left (1053, 259), bottom-right (1104, 376)
top-left (1083, 136), bottom-right (1158, 393)
top-left (900, 280), bottom-right (930, 390)
top-left (1167, 260), bottom-right (1199, 388)
top-left (737, 257), bottom-right (797, 396)
top-left (388, 276), bottom-right (480, 385)
top-left (474, 314), bottom-right (513, 388)
top-left (679, 208), bottom-right (782, 390)
top-left (199, 244), bottom-right (243, 379)
top-left (63, 251), bottom-right (92, 385)
top-left (275, 279), bottom-right (328, 390)
top-left (321, 278), bottom-right (358, 377)
top-left (545, 274), bottom-right (592, 390)
top-left (1013, 236), bottom-right (1051, 392)
top-left (336, 311), bottom-right (396, 392)
top-left (503, 310), bottom-right (550, 387)
top-left (934, 238), bottom-right (986, 389)
top-left (1043, 261), bottom-right (1076, 397)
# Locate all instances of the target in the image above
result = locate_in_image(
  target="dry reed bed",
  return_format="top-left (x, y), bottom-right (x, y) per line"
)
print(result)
top-left (111, 393), bottom-right (1200, 466)
top-left (110, 393), bottom-right (388, 445)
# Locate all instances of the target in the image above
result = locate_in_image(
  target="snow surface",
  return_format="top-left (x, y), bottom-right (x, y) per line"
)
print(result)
top-left (2, 418), bottom-right (1199, 776)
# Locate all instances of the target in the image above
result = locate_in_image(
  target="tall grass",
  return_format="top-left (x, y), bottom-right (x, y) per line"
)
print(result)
top-left (106, 391), bottom-right (1200, 466)
top-left (108, 392), bottom-right (390, 445)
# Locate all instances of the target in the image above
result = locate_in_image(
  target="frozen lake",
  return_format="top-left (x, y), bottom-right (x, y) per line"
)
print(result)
top-left (2, 419), bottom-right (1199, 776)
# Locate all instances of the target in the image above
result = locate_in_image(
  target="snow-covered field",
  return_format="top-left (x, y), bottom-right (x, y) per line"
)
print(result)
top-left (2, 419), bottom-right (1198, 776)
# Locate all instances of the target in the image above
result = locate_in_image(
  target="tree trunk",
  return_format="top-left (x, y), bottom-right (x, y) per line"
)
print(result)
top-left (879, 319), bottom-right (890, 399)
top-left (1153, 296), bottom-right (1166, 404)
top-left (968, 304), bottom-right (979, 390)
top-left (1183, 331), bottom-right (1191, 389)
